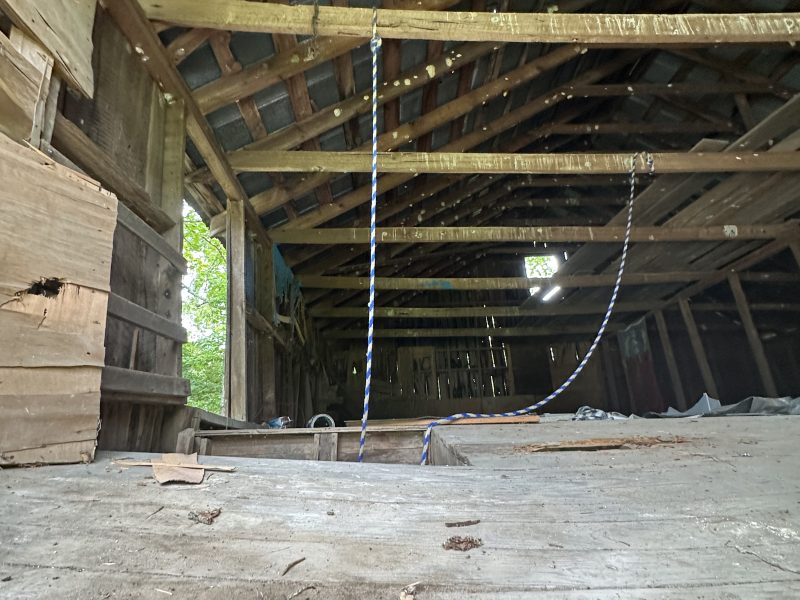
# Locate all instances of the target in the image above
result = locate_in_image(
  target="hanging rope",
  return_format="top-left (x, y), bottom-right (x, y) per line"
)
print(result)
top-left (358, 7), bottom-right (381, 463)
top-left (419, 152), bottom-right (655, 465)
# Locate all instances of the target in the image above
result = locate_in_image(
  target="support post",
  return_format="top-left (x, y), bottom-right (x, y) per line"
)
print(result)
top-left (678, 298), bottom-right (719, 398)
top-left (226, 199), bottom-right (247, 421)
top-left (727, 272), bottom-right (778, 397)
top-left (653, 309), bottom-right (687, 410)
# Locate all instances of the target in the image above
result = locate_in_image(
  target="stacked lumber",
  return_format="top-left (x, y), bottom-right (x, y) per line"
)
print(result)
top-left (0, 132), bottom-right (117, 465)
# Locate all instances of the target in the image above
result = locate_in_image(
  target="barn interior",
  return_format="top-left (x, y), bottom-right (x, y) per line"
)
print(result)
top-left (1, 0), bottom-right (800, 596)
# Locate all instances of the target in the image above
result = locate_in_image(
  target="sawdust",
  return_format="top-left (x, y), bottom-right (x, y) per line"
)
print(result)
top-left (443, 536), bottom-right (483, 551)
top-left (513, 435), bottom-right (689, 453)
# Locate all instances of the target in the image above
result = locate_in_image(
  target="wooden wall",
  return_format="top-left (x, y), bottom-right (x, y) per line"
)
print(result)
top-left (0, 131), bottom-right (116, 465)
top-left (53, 8), bottom-right (190, 453)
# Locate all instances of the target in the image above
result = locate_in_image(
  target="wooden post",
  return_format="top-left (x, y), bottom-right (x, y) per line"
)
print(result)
top-left (226, 199), bottom-right (247, 421)
top-left (653, 310), bottom-right (687, 410)
top-left (727, 272), bottom-right (778, 397)
top-left (259, 240), bottom-right (277, 419)
top-left (678, 298), bottom-right (719, 398)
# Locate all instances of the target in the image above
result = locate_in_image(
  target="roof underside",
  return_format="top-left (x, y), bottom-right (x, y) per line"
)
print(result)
top-left (160, 0), bottom-right (800, 338)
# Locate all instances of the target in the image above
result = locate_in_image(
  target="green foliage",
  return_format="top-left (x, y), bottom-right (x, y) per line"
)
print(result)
top-left (182, 204), bottom-right (226, 414)
top-left (524, 255), bottom-right (558, 278)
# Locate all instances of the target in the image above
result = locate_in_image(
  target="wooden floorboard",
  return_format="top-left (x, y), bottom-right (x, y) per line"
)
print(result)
top-left (0, 417), bottom-right (798, 597)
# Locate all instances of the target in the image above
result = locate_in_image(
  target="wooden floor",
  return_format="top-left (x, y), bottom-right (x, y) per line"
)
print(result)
top-left (1, 417), bottom-right (799, 598)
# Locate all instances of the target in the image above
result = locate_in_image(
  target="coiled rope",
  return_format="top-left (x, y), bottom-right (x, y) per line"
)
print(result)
top-left (418, 152), bottom-right (655, 465)
top-left (358, 7), bottom-right (381, 463)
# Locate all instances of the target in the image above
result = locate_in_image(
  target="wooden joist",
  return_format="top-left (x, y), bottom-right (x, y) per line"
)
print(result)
top-left (309, 302), bottom-right (800, 318)
top-left (139, 3), bottom-right (800, 45)
top-left (298, 272), bottom-right (717, 291)
top-left (229, 150), bottom-right (800, 174)
top-left (272, 224), bottom-right (797, 245)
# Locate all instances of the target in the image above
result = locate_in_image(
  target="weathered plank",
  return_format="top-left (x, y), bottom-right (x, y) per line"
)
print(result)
top-left (0, 0), bottom-right (96, 97)
top-left (107, 293), bottom-right (188, 343)
top-left (298, 272), bottom-right (716, 291)
top-left (272, 224), bottom-right (796, 244)
top-left (0, 131), bottom-right (116, 465)
top-left (140, 3), bottom-right (800, 45)
top-left (101, 366), bottom-right (190, 403)
top-left (228, 150), bottom-right (800, 174)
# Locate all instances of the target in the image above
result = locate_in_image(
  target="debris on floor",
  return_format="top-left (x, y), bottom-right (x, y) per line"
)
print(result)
top-left (286, 584), bottom-right (316, 599)
top-left (445, 519), bottom-right (480, 528)
top-left (514, 435), bottom-right (689, 453)
top-left (188, 507), bottom-right (221, 525)
top-left (282, 557), bottom-right (307, 576)
top-left (443, 536), bottom-right (483, 551)
top-left (113, 453), bottom-right (236, 484)
top-left (400, 581), bottom-right (421, 599)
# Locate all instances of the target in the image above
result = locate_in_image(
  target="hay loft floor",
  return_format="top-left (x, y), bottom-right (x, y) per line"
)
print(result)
top-left (2, 416), bottom-right (800, 598)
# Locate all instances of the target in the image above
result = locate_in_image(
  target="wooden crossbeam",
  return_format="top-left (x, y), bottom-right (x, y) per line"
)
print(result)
top-left (325, 325), bottom-right (613, 339)
top-left (567, 82), bottom-right (793, 99)
top-left (140, 3), bottom-right (800, 45)
top-left (272, 224), bottom-right (796, 245)
top-left (542, 122), bottom-right (738, 135)
top-left (297, 270), bottom-right (799, 290)
top-left (229, 151), bottom-right (800, 174)
top-left (310, 301), bottom-right (800, 318)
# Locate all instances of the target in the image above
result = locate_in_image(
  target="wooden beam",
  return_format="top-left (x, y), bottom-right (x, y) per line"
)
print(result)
top-left (543, 122), bottom-right (738, 135)
top-left (567, 82), bottom-right (791, 98)
top-left (226, 199), bottom-right (247, 421)
top-left (101, 366), bottom-right (189, 404)
top-left (245, 304), bottom-right (287, 349)
top-left (678, 298), bottom-right (719, 398)
top-left (728, 272), bottom-right (779, 396)
top-left (139, 3), bottom-right (800, 45)
top-left (272, 224), bottom-right (796, 245)
top-left (229, 150), bottom-right (800, 175)
top-left (310, 302), bottom-right (800, 318)
top-left (298, 272), bottom-right (717, 290)
top-left (107, 293), bottom-right (188, 343)
top-left (51, 114), bottom-right (175, 233)
top-left (325, 325), bottom-right (618, 339)
top-left (653, 309), bottom-right (687, 410)
top-left (167, 28), bottom-right (211, 65)
top-left (209, 31), bottom-right (268, 141)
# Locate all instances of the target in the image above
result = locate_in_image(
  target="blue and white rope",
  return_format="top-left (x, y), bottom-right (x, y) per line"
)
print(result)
top-left (419, 152), bottom-right (655, 465)
top-left (358, 8), bottom-right (381, 463)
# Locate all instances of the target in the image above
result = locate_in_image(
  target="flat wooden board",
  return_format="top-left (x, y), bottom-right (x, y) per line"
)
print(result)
top-left (345, 415), bottom-right (541, 427)
top-left (0, 0), bottom-right (96, 97)
top-left (1, 416), bottom-right (799, 597)
top-left (0, 130), bottom-right (116, 465)
top-left (0, 31), bottom-right (42, 141)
